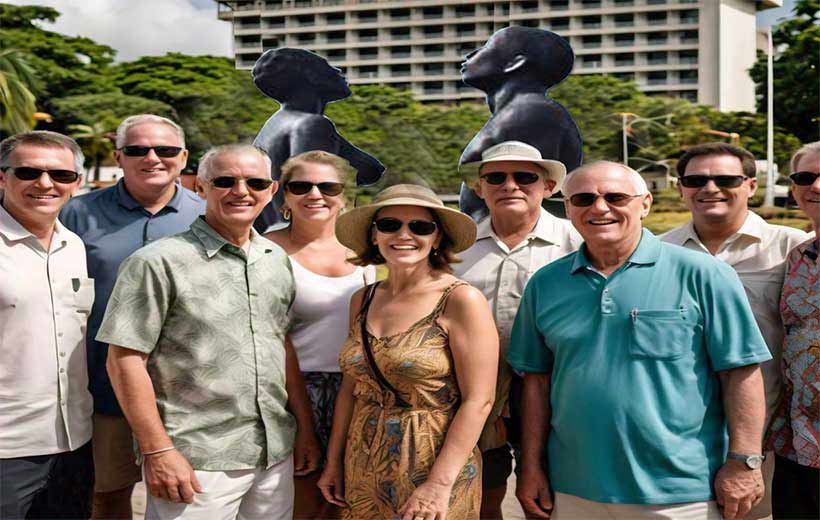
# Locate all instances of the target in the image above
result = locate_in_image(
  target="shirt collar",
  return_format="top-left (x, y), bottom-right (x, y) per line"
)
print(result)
top-left (668, 211), bottom-right (765, 248)
top-left (0, 199), bottom-right (64, 242)
top-left (190, 216), bottom-right (268, 263)
top-left (116, 178), bottom-right (182, 212)
top-left (571, 228), bottom-right (660, 274)
top-left (476, 207), bottom-right (558, 245)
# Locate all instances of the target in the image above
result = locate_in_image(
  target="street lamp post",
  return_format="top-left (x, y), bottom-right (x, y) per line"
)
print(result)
top-left (764, 26), bottom-right (776, 207)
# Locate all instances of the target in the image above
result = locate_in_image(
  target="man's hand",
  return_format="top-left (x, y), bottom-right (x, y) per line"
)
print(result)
top-left (714, 461), bottom-right (764, 520)
top-left (293, 429), bottom-right (322, 476)
top-left (516, 466), bottom-right (553, 519)
top-left (144, 449), bottom-right (203, 504)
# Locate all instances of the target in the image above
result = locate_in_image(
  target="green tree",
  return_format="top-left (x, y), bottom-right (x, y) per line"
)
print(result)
top-left (68, 122), bottom-right (114, 182)
top-left (49, 92), bottom-right (176, 132)
top-left (749, 0), bottom-right (819, 142)
top-left (0, 49), bottom-right (38, 134)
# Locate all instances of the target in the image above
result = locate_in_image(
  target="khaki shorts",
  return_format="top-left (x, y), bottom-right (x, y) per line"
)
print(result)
top-left (92, 414), bottom-right (142, 493)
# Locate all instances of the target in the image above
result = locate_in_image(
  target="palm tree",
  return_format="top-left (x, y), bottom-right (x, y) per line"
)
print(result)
top-left (69, 122), bottom-right (113, 183)
top-left (0, 49), bottom-right (38, 134)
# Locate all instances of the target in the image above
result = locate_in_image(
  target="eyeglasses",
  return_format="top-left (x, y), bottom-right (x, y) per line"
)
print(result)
top-left (1, 166), bottom-right (79, 184)
top-left (480, 171), bottom-right (541, 186)
top-left (678, 174), bottom-right (747, 189)
top-left (373, 217), bottom-right (437, 236)
top-left (211, 176), bottom-right (274, 191)
top-left (789, 171), bottom-right (820, 186)
top-left (285, 181), bottom-right (344, 196)
top-left (567, 192), bottom-right (644, 207)
top-left (119, 145), bottom-right (183, 158)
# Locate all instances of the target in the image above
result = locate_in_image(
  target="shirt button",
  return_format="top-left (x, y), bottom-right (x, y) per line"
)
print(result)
top-left (60, 352), bottom-right (66, 357)
top-left (55, 311), bottom-right (60, 316)
top-left (58, 332), bottom-right (64, 337)
top-left (59, 368), bottom-right (65, 373)
top-left (60, 400), bottom-right (66, 406)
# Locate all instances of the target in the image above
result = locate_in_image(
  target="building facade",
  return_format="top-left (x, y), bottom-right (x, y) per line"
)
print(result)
top-left (217, 0), bottom-right (779, 110)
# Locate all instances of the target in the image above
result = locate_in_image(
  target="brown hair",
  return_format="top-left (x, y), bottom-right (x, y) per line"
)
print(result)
top-left (350, 209), bottom-right (461, 274)
top-left (676, 142), bottom-right (756, 178)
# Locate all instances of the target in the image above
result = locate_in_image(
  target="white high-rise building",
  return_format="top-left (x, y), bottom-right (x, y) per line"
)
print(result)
top-left (217, 0), bottom-right (780, 111)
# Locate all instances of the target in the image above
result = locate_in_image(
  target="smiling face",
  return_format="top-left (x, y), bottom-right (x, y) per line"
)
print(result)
top-left (475, 160), bottom-right (555, 221)
top-left (371, 205), bottom-right (441, 269)
top-left (791, 151), bottom-right (820, 226)
top-left (678, 153), bottom-right (756, 226)
top-left (115, 123), bottom-right (188, 194)
top-left (564, 165), bottom-right (651, 248)
top-left (0, 144), bottom-right (81, 224)
top-left (284, 162), bottom-right (346, 225)
top-left (199, 151), bottom-right (276, 234)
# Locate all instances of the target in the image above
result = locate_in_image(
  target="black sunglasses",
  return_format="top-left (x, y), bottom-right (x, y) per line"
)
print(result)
top-left (285, 181), bottom-right (344, 196)
top-left (678, 174), bottom-right (747, 189)
top-left (480, 171), bottom-right (541, 185)
top-left (211, 176), bottom-right (274, 191)
top-left (119, 145), bottom-right (183, 158)
top-left (789, 171), bottom-right (820, 186)
top-left (2, 166), bottom-right (79, 184)
top-left (568, 192), bottom-right (643, 207)
top-left (373, 217), bottom-right (437, 236)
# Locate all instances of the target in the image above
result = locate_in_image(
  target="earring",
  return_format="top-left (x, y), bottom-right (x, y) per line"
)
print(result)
top-left (281, 206), bottom-right (291, 220)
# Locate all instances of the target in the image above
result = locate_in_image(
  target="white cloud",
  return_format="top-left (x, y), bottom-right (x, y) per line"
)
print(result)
top-left (5, 0), bottom-right (233, 62)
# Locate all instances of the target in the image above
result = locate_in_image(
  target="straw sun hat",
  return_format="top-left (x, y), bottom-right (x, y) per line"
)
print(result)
top-left (336, 184), bottom-right (477, 257)
top-left (460, 141), bottom-right (567, 192)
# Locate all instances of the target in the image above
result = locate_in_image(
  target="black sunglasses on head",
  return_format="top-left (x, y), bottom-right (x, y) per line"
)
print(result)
top-left (285, 181), bottom-right (344, 196)
top-left (789, 171), bottom-right (820, 186)
top-left (2, 166), bottom-right (79, 184)
top-left (373, 217), bottom-right (437, 236)
top-left (678, 174), bottom-right (747, 189)
top-left (480, 171), bottom-right (541, 186)
top-left (567, 192), bottom-right (643, 207)
top-left (211, 176), bottom-right (274, 191)
top-left (119, 145), bottom-right (183, 158)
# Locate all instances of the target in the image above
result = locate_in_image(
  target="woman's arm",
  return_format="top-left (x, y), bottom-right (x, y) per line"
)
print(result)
top-left (284, 335), bottom-right (321, 476)
top-left (400, 284), bottom-right (499, 520)
top-left (317, 288), bottom-right (365, 506)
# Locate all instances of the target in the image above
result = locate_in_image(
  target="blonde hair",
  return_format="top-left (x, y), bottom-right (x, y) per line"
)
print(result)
top-left (116, 114), bottom-right (185, 148)
top-left (280, 150), bottom-right (356, 187)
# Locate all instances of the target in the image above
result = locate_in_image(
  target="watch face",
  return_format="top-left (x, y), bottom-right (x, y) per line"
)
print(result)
top-left (747, 456), bottom-right (764, 469)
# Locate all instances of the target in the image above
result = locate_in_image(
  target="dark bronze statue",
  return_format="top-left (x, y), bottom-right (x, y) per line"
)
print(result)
top-left (252, 48), bottom-right (385, 232)
top-left (458, 27), bottom-right (583, 220)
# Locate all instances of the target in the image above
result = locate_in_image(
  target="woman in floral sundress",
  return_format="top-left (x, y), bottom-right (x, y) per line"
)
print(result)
top-left (318, 184), bottom-right (499, 520)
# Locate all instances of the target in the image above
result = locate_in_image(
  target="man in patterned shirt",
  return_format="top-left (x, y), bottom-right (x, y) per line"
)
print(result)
top-left (99, 144), bottom-right (319, 519)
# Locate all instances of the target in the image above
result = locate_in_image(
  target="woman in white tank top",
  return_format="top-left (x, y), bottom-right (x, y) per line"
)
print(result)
top-left (265, 151), bottom-right (375, 519)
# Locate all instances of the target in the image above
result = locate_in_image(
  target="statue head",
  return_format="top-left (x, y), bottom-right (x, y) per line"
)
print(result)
top-left (252, 48), bottom-right (352, 104)
top-left (461, 27), bottom-right (574, 93)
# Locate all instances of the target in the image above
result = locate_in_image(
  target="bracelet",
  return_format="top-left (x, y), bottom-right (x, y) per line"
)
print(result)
top-left (143, 446), bottom-right (176, 457)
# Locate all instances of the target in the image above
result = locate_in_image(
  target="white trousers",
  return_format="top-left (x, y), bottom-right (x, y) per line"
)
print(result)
top-left (552, 492), bottom-right (722, 519)
top-left (144, 455), bottom-right (294, 520)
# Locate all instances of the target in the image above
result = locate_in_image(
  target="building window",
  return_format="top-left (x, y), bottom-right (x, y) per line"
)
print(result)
top-left (359, 48), bottom-right (378, 60)
top-left (615, 34), bottom-right (634, 47)
top-left (646, 12), bottom-right (667, 26)
top-left (389, 9), bottom-right (410, 21)
top-left (423, 44), bottom-right (444, 57)
top-left (391, 27), bottom-right (410, 40)
top-left (582, 16), bottom-right (602, 29)
top-left (358, 65), bottom-right (378, 78)
top-left (582, 35), bottom-right (602, 48)
top-left (582, 54), bottom-right (603, 69)
top-left (390, 64), bottom-right (411, 77)
top-left (614, 0), bottom-right (634, 5)
top-left (268, 17), bottom-right (285, 29)
top-left (680, 10), bottom-right (699, 24)
top-left (681, 90), bottom-right (698, 101)
top-left (647, 32), bottom-right (669, 45)
top-left (581, 0), bottom-right (602, 8)
top-left (424, 63), bottom-right (445, 75)
top-left (680, 30), bottom-right (698, 43)
top-left (457, 24), bottom-right (476, 37)
top-left (424, 81), bottom-right (444, 94)
top-left (614, 13), bottom-right (634, 27)
top-left (326, 13), bottom-right (345, 25)
top-left (521, 0), bottom-right (539, 12)
top-left (423, 6), bottom-right (443, 19)
top-left (327, 31), bottom-right (346, 43)
top-left (296, 33), bottom-right (315, 44)
top-left (550, 18), bottom-right (570, 31)
top-left (549, 0), bottom-right (569, 10)
top-left (326, 49), bottom-right (346, 60)
top-left (296, 14), bottom-right (314, 26)
top-left (679, 70), bottom-right (698, 84)
top-left (455, 5), bottom-right (475, 18)
top-left (423, 26), bottom-right (444, 38)
top-left (358, 29), bottom-right (378, 42)
top-left (391, 46), bottom-right (411, 58)
top-left (646, 51), bottom-right (668, 65)
top-left (647, 0), bottom-right (666, 4)
top-left (678, 50), bottom-right (698, 64)
top-left (613, 72), bottom-right (635, 81)
top-left (615, 53), bottom-right (635, 67)
top-left (647, 71), bottom-right (667, 85)
top-left (358, 11), bottom-right (378, 23)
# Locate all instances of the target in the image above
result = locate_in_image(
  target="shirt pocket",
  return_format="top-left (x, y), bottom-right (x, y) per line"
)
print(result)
top-left (629, 307), bottom-right (697, 360)
top-left (72, 278), bottom-right (95, 314)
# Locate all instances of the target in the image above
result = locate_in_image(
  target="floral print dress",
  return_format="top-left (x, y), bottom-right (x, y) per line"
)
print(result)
top-left (339, 281), bottom-right (482, 519)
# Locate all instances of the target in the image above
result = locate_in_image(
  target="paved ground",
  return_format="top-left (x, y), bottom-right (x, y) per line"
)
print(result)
top-left (132, 476), bottom-right (526, 519)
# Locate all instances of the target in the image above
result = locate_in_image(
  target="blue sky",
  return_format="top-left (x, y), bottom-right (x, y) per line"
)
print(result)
top-left (5, 0), bottom-right (797, 62)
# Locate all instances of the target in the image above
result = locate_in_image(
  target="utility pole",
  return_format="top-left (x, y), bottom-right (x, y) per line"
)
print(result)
top-left (764, 27), bottom-right (776, 207)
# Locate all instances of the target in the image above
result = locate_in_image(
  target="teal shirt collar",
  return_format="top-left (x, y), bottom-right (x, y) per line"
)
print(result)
top-left (190, 216), bottom-right (269, 263)
top-left (571, 228), bottom-right (661, 274)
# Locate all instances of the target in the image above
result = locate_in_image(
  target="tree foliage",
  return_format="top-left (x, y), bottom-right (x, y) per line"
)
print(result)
top-left (750, 0), bottom-right (819, 142)
top-left (0, 49), bottom-right (38, 134)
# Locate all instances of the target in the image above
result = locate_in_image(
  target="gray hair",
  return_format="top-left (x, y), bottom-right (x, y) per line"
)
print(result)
top-left (563, 161), bottom-right (649, 196)
top-left (115, 114), bottom-right (185, 149)
top-left (791, 141), bottom-right (820, 172)
top-left (197, 144), bottom-right (273, 183)
top-left (0, 131), bottom-right (85, 174)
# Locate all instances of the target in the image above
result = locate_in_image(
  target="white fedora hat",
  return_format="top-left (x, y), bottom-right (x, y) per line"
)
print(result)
top-left (460, 141), bottom-right (567, 192)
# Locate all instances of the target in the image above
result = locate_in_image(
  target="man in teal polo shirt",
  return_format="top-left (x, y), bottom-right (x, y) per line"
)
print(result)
top-left (511, 161), bottom-right (771, 520)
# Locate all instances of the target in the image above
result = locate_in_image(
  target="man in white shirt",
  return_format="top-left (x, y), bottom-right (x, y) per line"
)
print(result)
top-left (661, 142), bottom-right (809, 520)
top-left (455, 141), bottom-right (581, 518)
top-left (0, 131), bottom-right (94, 519)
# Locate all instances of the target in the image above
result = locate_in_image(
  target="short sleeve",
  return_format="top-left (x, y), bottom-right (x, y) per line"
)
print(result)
top-left (507, 279), bottom-right (553, 374)
top-left (701, 262), bottom-right (772, 371)
top-left (95, 255), bottom-right (171, 354)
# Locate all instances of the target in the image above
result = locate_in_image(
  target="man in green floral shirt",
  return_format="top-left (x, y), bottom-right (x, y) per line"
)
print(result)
top-left (99, 144), bottom-right (319, 519)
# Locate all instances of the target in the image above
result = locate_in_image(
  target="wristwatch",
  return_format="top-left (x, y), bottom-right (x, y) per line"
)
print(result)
top-left (726, 452), bottom-right (765, 469)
